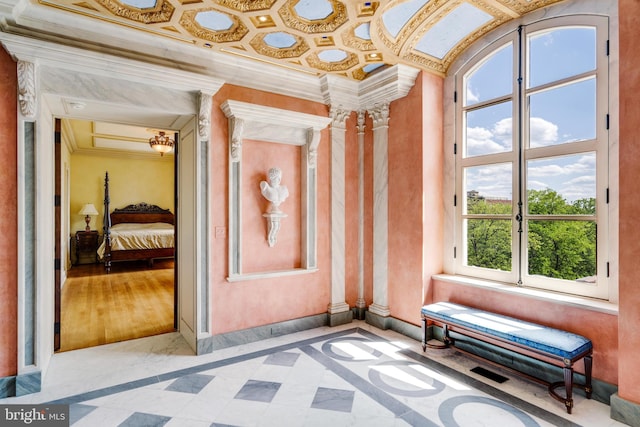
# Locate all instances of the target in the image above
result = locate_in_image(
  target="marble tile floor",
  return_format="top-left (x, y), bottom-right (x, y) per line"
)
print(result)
top-left (1, 321), bottom-right (626, 427)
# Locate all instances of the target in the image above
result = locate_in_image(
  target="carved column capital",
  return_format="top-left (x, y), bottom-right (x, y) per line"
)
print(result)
top-left (330, 106), bottom-right (350, 129)
top-left (356, 110), bottom-right (366, 133)
top-left (368, 103), bottom-right (390, 128)
top-left (17, 61), bottom-right (37, 119)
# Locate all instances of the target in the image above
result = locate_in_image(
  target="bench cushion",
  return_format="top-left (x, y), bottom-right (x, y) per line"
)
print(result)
top-left (421, 302), bottom-right (592, 361)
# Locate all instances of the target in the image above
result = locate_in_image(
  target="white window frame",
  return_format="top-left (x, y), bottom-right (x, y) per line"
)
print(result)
top-left (452, 14), bottom-right (612, 300)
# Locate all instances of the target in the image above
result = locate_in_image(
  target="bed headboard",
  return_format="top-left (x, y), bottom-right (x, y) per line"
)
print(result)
top-left (110, 203), bottom-right (174, 226)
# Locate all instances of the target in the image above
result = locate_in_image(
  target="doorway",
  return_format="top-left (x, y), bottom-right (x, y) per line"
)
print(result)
top-left (55, 118), bottom-right (178, 352)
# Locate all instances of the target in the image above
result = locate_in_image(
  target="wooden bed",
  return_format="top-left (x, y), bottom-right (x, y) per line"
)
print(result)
top-left (101, 172), bottom-right (175, 272)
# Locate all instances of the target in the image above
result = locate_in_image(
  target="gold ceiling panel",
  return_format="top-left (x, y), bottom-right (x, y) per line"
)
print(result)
top-left (180, 8), bottom-right (248, 44)
top-left (250, 32), bottom-right (309, 59)
top-left (38, 0), bottom-right (566, 80)
top-left (307, 50), bottom-right (360, 72)
top-left (215, 0), bottom-right (277, 13)
top-left (95, 0), bottom-right (174, 24)
top-left (278, 0), bottom-right (348, 34)
top-left (341, 23), bottom-right (376, 52)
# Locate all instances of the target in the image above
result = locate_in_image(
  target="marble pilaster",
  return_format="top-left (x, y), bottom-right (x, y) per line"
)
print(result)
top-left (355, 110), bottom-right (367, 320)
top-left (328, 107), bottom-right (352, 326)
top-left (367, 103), bottom-right (391, 321)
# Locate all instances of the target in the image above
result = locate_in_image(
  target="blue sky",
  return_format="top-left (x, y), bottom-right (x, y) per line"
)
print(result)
top-left (464, 26), bottom-right (598, 204)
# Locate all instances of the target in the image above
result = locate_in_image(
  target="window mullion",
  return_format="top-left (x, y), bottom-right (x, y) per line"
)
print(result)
top-left (516, 25), bottom-right (525, 286)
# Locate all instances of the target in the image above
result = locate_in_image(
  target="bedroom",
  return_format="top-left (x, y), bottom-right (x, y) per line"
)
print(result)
top-left (61, 118), bottom-right (176, 352)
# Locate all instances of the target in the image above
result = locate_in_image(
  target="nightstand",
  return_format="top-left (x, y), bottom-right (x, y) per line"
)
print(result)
top-left (75, 230), bottom-right (99, 265)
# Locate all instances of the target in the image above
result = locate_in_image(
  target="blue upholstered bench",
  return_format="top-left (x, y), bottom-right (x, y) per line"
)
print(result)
top-left (421, 301), bottom-right (593, 413)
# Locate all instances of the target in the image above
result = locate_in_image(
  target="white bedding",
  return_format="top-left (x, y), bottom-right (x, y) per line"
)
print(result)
top-left (97, 222), bottom-right (174, 259)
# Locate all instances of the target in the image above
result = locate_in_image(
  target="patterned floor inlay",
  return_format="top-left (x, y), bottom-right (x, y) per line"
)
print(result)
top-left (234, 380), bottom-right (282, 403)
top-left (119, 412), bottom-right (171, 427)
top-left (310, 387), bottom-right (355, 412)
top-left (42, 328), bottom-right (586, 426)
top-left (165, 374), bottom-right (214, 394)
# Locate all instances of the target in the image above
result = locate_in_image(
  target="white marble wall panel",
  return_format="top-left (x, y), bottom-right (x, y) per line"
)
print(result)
top-left (356, 111), bottom-right (366, 312)
top-left (368, 104), bottom-right (391, 317)
top-left (329, 108), bottom-right (349, 315)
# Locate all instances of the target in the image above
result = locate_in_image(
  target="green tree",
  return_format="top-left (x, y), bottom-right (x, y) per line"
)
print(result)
top-left (527, 189), bottom-right (596, 280)
top-left (466, 189), bottom-right (596, 281)
top-left (466, 196), bottom-right (512, 271)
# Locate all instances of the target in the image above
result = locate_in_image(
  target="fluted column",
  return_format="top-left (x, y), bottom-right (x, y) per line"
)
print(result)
top-left (328, 106), bottom-right (353, 326)
top-left (355, 110), bottom-right (367, 320)
top-left (367, 103), bottom-right (391, 327)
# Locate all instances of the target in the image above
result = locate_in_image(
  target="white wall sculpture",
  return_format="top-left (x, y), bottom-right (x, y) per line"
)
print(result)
top-left (260, 167), bottom-right (290, 247)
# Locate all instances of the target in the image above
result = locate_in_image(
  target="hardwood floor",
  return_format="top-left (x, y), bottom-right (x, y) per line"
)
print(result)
top-left (59, 259), bottom-right (175, 352)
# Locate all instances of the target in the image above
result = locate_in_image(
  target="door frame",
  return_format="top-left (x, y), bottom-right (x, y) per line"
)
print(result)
top-left (6, 33), bottom-right (221, 378)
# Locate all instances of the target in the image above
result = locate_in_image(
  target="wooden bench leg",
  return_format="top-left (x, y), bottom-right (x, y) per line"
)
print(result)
top-left (421, 318), bottom-right (451, 350)
top-left (563, 366), bottom-right (574, 414)
top-left (421, 316), bottom-right (427, 351)
top-left (584, 355), bottom-right (593, 399)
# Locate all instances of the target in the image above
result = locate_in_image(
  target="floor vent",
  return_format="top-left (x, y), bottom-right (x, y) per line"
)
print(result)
top-left (470, 366), bottom-right (509, 383)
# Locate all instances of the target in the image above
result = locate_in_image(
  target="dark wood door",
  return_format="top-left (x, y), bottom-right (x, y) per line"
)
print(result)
top-left (54, 118), bottom-right (62, 351)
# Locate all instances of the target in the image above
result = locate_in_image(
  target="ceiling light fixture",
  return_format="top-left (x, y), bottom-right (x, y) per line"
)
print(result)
top-left (149, 131), bottom-right (174, 156)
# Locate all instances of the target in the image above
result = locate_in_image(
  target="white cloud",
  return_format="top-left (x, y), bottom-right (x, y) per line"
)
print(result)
top-left (529, 117), bottom-right (558, 147)
top-left (466, 126), bottom-right (505, 156)
top-left (466, 163), bottom-right (512, 199)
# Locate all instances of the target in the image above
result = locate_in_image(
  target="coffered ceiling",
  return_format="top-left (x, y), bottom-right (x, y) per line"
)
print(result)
top-left (35, 0), bottom-right (562, 80)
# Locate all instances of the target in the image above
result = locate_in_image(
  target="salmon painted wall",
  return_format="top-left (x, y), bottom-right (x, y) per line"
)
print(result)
top-left (0, 46), bottom-right (17, 377)
top-left (209, 85), bottom-right (331, 334)
top-left (618, 0), bottom-right (640, 404)
top-left (241, 139), bottom-right (301, 273)
top-left (387, 72), bottom-right (444, 325)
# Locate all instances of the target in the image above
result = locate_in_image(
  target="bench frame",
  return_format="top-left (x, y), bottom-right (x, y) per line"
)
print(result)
top-left (421, 312), bottom-right (593, 414)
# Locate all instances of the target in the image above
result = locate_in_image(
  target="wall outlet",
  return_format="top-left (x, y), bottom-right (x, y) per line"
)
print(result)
top-left (215, 226), bottom-right (226, 239)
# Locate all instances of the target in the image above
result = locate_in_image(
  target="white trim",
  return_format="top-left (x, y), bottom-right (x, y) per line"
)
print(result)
top-left (446, 1), bottom-right (616, 301)
top-left (433, 274), bottom-right (618, 315)
top-left (221, 100), bottom-right (331, 281)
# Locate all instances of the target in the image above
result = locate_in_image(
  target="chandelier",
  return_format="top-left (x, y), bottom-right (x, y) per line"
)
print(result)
top-left (149, 131), bottom-right (174, 156)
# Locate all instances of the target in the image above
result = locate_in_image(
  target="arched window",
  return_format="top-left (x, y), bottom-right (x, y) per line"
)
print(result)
top-left (454, 15), bottom-right (610, 299)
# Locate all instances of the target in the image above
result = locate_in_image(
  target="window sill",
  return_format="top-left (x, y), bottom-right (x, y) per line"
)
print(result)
top-left (432, 274), bottom-right (618, 316)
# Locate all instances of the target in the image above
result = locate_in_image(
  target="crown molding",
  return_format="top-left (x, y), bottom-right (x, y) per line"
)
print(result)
top-left (1, 0), bottom-right (420, 111)
top-left (320, 74), bottom-right (360, 112)
top-left (0, 32), bottom-right (225, 94)
top-left (358, 64), bottom-right (421, 111)
top-left (221, 99), bottom-right (331, 146)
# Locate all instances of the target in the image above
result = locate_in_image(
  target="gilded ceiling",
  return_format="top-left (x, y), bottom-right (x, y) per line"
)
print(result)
top-left (38, 0), bottom-right (562, 80)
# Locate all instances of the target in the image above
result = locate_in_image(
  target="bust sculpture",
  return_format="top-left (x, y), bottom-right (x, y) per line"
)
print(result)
top-left (260, 167), bottom-right (289, 247)
top-left (260, 167), bottom-right (289, 213)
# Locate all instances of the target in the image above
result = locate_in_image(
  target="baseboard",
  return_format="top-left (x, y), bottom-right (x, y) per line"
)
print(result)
top-left (0, 369), bottom-right (42, 398)
top-left (0, 375), bottom-right (15, 398)
top-left (611, 392), bottom-right (640, 426)
top-left (197, 313), bottom-right (329, 354)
